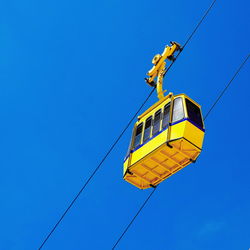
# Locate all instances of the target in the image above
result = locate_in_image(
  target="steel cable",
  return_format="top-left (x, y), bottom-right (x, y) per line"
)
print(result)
top-left (38, 87), bottom-right (155, 249)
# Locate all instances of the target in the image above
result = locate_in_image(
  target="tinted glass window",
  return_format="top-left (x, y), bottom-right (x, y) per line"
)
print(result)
top-left (133, 123), bottom-right (143, 148)
top-left (172, 97), bottom-right (184, 123)
top-left (143, 116), bottom-right (152, 142)
top-left (152, 110), bottom-right (161, 135)
top-left (186, 99), bottom-right (203, 128)
top-left (162, 104), bottom-right (170, 129)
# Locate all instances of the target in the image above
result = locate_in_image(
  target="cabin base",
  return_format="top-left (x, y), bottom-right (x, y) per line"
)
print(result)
top-left (124, 137), bottom-right (201, 189)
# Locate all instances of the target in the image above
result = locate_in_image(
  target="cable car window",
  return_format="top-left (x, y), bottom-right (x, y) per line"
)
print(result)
top-left (172, 97), bottom-right (184, 123)
top-left (152, 110), bottom-right (161, 135)
top-left (133, 123), bottom-right (143, 148)
top-left (143, 116), bottom-right (152, 143)
top-left (162, 104), bottom-right (170, 129)
top-left (186, 99), bottom-right (204, 129)
top-left (125, 128), bottom-right (134, 158)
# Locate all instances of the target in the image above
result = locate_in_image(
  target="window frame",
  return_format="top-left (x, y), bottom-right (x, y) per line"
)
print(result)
top-left (185, 98), bottom-right (204, 129)
top-left (152, 109), bottom-right (162, 136)
top-left (162, 103), bottom-right (171, 129)
top-left (172, 97), bottom-right (185, 123)
top-left (143, 116), bottom-right (152, 143)
top-left (133, 122), bottom-right (143, 149)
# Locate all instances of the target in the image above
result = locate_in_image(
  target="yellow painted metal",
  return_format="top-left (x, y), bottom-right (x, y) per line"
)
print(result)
top-left (123, 94), bottom-right (205, 189)
top-left (145, 42), bottom-right (181, 100)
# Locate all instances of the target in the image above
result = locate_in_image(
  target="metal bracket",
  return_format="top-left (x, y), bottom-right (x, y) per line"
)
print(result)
top-left (145, 42), bottom-right (182, 100)
top-left (127, 169), bottom-right (133, 175)
top-left (190, 158), bottom-right (196, 163)
top-left (150, 184), bottom-right (157, 188)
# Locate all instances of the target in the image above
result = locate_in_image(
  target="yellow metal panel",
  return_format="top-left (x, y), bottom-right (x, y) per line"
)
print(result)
top-left (130, 129), bottom-right (168, 166)
top-left (169, 121), bottom-right (186, 141)
top-left (170, 120), bottom-right (204, 149)
top-left (183, 121), bottom-right (204, 149)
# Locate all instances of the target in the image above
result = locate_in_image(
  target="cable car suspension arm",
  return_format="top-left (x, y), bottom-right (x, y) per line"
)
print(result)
top-left (145, 42), bottom-right (182, 100)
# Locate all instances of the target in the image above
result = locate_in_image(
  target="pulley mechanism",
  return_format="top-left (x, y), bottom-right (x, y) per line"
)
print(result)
top-left (145, 41), bottom-right (182, 100)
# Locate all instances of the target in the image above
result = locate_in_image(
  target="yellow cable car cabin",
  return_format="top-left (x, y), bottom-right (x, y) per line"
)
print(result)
top-left (123, 42), bottom-right (205, 189)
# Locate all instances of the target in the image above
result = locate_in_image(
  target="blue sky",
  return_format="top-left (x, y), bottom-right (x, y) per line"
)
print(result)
top-left (0, 0), bottom-right (249, 249)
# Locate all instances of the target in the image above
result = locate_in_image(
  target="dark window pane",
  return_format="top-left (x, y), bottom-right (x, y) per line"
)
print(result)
top-left (172, 97), bottom-right (184, 123)
top-left (152, 109), bottom-right (161, 135)
top-left (133, 123), bottom-right (143, 148)
top-left (186, 99), bottom-right (204, 129)
top-left (162, 104), bottom-right (170, 129)
top-left (143, 116), bottom-right (152, 143)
